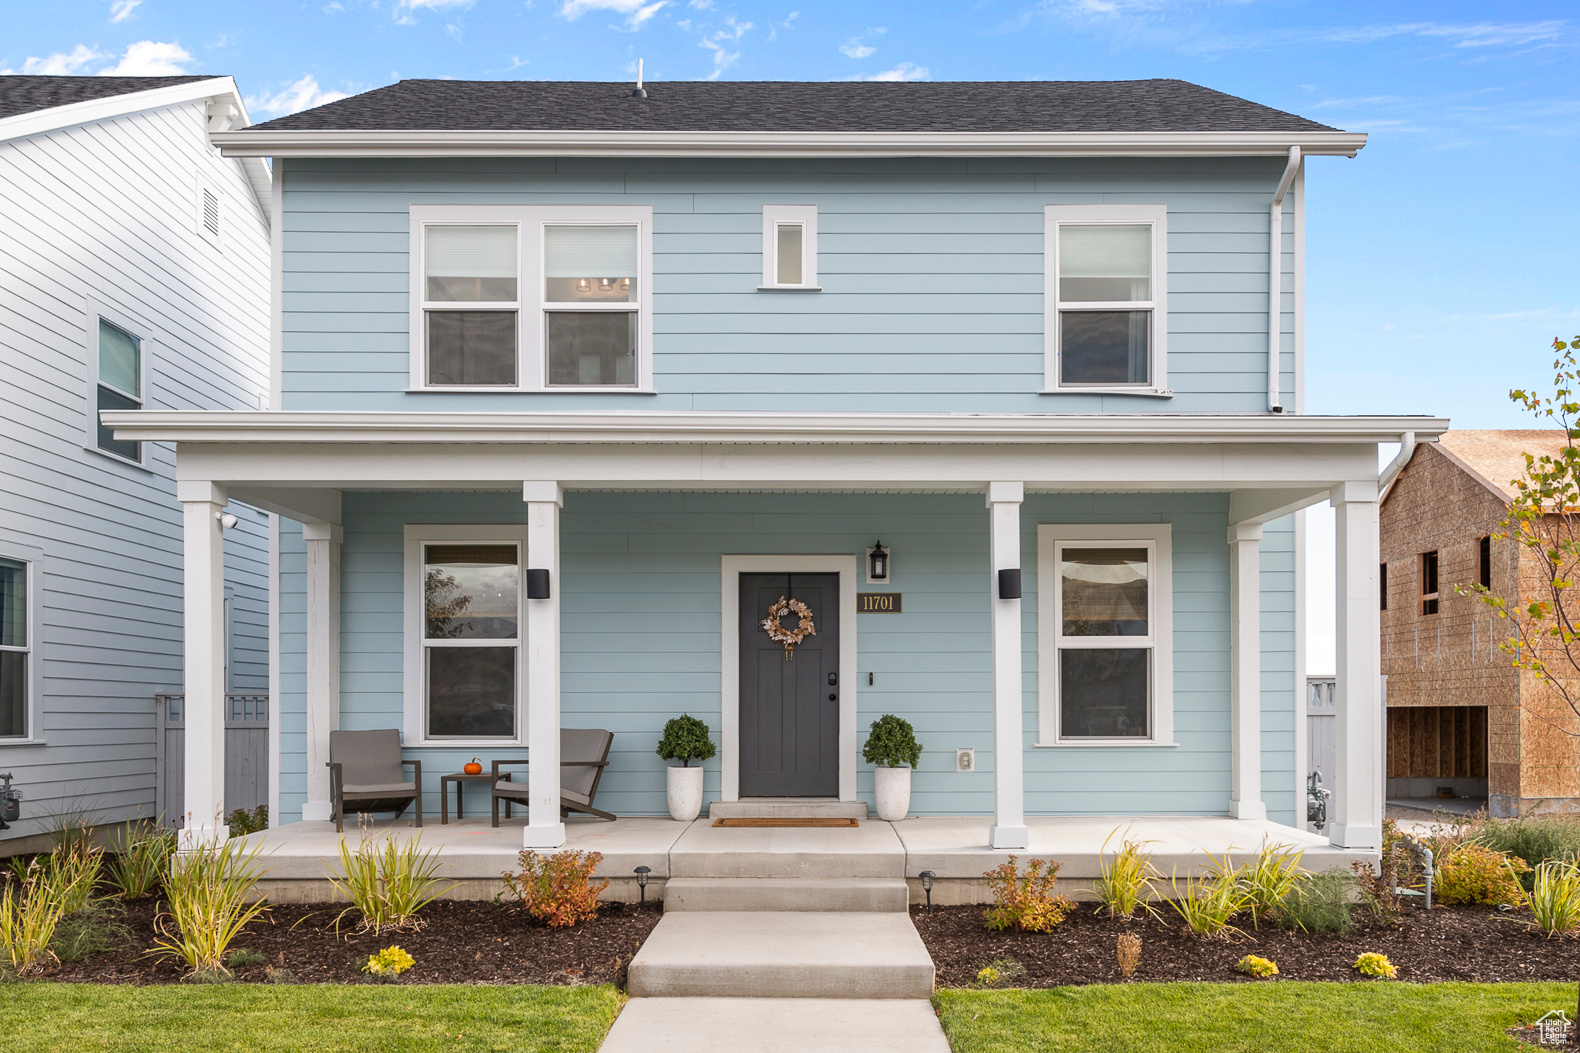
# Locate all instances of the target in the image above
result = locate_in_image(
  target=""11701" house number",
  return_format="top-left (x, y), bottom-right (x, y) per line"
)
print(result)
top-left (858, 593), bottom-right (902, 613)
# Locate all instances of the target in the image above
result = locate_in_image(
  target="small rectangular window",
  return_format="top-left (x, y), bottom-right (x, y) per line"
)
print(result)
top-left (761, 205), bottom-right (818, 289)
top-left (422, 224), bottom-right (519, 387)
top-left (1045, 205), bottom-right (1167, 393)
top-left (95, 317), bottom-right (143, 462)
top-left (1421, 551), bottom-right (1439, 615)
top-left (1479, 536), bottom-right (1492, 589)
top-left (1380, 562), bottom-right (1388, 611)
top-left (0, 555), bottom-right (29, 739)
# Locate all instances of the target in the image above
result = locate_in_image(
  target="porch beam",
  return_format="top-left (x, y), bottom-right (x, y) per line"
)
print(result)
top-left (1329, 480), bottom-right (1382, 850)
top-left (987, 481), bottom-right (1029, 851)
top-left (1228, 522), bottom-right (1266, 820)
top-left (523, 481), bottom-right (566, 850)
top-left (1227, 488), bottom-right (1330, 526)
top-left (229, 486), bottom-right (341, 526)
top-left (301, 520), bottom-right (342, 822)
top-left (177, 480), bottom-right (228, 846)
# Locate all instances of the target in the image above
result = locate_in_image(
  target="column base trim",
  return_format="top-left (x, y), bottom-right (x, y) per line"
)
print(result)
top-left (301, 801), bottom-right (333, 822)
top-left (522, 823), bottom-right (567, 850)
top-left (1328, 823), bottom-right (1382, 850)
top-left (179, 824), bottom-right (229, 850)
top-left (1228, 801), bottom-right (1267, 820)
top-left (989, 824), bottom-right (1030, 851)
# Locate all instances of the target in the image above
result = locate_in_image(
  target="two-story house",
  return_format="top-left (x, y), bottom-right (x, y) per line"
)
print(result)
top-left (109, 79), bottom-right (1443, 855)
top-left (0, 75), bottom-right (272, 849)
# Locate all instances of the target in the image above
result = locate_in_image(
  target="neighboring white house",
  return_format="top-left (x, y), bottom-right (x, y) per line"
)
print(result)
top-left (0, 75), bottom-right (272, 849)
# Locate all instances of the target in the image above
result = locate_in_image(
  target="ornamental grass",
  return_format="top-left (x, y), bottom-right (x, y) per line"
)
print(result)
top-left (104, 820), bottom-right (177, 900)
top-left (1167, 855), bottom-right (1251, 940)
top-left (0, 859), bottom-right (71, 976)
top-left (327, 832), bottom-right (454, 934)
top-left (151, 835), bottom-right (271, 979)
top-left (1090, 831), bottom-right (1159, 920)
top-left (1243, 842), bottom-right (1306, 928)
top-left (1528, 859), bottom-right (1580, 937)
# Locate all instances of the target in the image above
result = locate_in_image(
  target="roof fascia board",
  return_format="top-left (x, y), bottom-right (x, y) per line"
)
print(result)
top-left (212, 128), bottom-right (1368, 159)
top-left (102, 410), bottom-right (1444, 445)
top-left (0, 76), bottom-right (242, 145)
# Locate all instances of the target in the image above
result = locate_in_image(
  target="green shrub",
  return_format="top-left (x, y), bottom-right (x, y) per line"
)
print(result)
top-left (971, 957), bottom-right (1026, 988)
top-left (1437, 844), bottom-right (1530, 906)
top-left (362, 945), bottom-right (415, 981)
top-left (1243, 842), bottom-right (1306, 927)
top-left (1528, 859), bottom-right (1580, 936)
top-left (1278, 868), bottom-right (1358, 935)
top-left (151, 836), bottom-right (271, 978)
top-left (1474, 813), bottom-right (1580, 880)
top-left (501, 850), bottom-right (609, 928)
top-left (983, 856), bottom-right (1074, 933)
top-left (226, 806), bottom-right (269, 838)
top-left (51, 903), bottom-right (134, 962)
top-left (1168, 855), bottom-right (1251, 940)
top-left (326, 834), bottom-right (453, 934)
top-left (105, 821), bottom-right (176, 900)
top-left (1235, 954), bottom-right (1278, 978)
top-left (861, 714), bottom-right (922, 769)
top-left (227, 948), bottom-right (267, 968)
top-left (1090, 831), bottom-right (1159, 920)
top-left (1354, 951), bottom-right (1398, 979)
top-left (656, 714), bottom-right (717, 766)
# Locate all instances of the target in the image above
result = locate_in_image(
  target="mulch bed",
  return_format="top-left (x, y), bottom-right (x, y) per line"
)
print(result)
top-left (45, 899), bottom-right (663, 986)
top-left (913, 900), bottom-right (1580, 986)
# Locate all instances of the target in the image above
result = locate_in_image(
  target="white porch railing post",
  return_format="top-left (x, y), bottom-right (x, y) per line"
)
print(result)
top-left (1228, 521), bottom-right (1266, 819)
top-left (177, 481), bottom-right (228, 846)
top-left (987, 481), bottom-right (1029, 850)
top-left (301, 520), bottom-right (342, 822)
top-left (1330, 481), bottom-right (1382, 850)
top-left (523, 482), bottom-right (566, 850)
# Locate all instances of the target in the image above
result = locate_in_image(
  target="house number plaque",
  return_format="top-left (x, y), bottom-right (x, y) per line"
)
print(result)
top-left (858, 593), bottom-right (902, 613)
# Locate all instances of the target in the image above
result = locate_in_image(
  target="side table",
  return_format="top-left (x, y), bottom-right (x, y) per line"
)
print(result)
top-left (440, 771), bottom-right (508, 824)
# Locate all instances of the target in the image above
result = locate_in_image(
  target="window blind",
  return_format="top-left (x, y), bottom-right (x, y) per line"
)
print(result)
top-left (545, 225), bottom-right (638, 278)
top-left (426, 225), bottom-right (518, 279)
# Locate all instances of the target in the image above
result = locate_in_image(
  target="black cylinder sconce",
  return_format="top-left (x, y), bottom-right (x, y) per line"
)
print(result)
top-left (526, 568), bottom-right (551, 600)
top-left (997, 568), bottom-right (1022, 600)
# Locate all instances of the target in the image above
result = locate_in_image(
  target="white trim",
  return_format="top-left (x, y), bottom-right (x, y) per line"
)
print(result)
top-left (719, 555), bottom-right (859, 803)
top-left (761, 205), bottom-right (818, 290)
top-left (267, 513), bottom-right (281, 825)
top-left (0, 542), bottom-right (44, 746)
top-left (1035, 523), bottom-right (1175, 747)
top-left (83, 297), bottom-right (156, 469)
top-left (1044, 204), bottom-right (1168, 396)
top-left (407, 204), bottom-right (655, 393)
top-left (268, 169), bottom-right (283, 411)
top-left (0, 77), bottom-right (242, 145)
top-left (402, 523), bottom-right (532, 747)
top-left (213, 128), bottom-right (1370, 159)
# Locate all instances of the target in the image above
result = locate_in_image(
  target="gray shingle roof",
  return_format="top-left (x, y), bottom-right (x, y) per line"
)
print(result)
top-left (249, 79), bottom-right (1338, 134)
top-left (0, 75), bottom-right (213, 122)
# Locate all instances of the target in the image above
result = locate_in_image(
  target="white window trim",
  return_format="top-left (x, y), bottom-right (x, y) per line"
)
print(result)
top-left (1043, 204), bottom-right (1169, 396)
top-left (1036, 523), bottom-right (1175, 747)
top-left (408, 204), bottom-right (655, 393)
top-left (0, 541), bottom-right (44, 746)
top-left (83, 298), bottom-right (155, 470)
top-left (402, 523), bottom-right (531, 747)
top-left (759, 204), bottom-right (820, 290)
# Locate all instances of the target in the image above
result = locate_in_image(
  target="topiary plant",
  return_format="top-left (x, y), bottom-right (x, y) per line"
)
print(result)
top-left (657, 714), bottom-right (717, 767)
top-left (862, 714), bottom-right (922, 769)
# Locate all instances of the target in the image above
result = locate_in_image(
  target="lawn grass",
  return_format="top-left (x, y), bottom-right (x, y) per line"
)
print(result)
top-left (3, 983), bottom-right (621, 1052)
top-left (936, 982), bottom-right (1573, 1053)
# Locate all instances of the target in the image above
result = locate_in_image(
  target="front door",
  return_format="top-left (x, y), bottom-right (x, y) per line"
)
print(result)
top-left (739, 573), bottom-right (840, 797)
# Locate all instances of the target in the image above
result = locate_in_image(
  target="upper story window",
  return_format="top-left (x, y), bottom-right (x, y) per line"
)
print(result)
top-left (1479, 536), bottom-right (1492, 589)
top-left (760, 205), bottom-right (819, 290)
top-left (89, 312), bottom-right (147, 464)
top-left (1420, 550), bottom-right (1439, 615)
top-left (0, 552), bottom-right (32, 740)
top-left (409, 205), bottom-right (653, 393)
top-left (1044, 204), bottom-right (1167, 395)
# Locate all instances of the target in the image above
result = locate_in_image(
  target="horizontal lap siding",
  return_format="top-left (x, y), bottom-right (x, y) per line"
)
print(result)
top-left (274, 490), bottom-right (1300, 821)
top-left (280, 156), bottom-right (1292, 414)
top-left (0, 102), bottom-right (270, 840)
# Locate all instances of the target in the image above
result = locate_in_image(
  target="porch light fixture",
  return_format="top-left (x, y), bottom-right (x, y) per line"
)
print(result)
top-left (634, 865), bottom-right (651, 905)
top-left (997, 568), bottom-right (1021, 600)
top-left (526, 568), bottom-right (551, 600)
top-left (214, 511), bottom-right (239, 530)
top-left (868, 541), bottom-right (889, 583)
top-left (919, 870), bottom-right (935, 910)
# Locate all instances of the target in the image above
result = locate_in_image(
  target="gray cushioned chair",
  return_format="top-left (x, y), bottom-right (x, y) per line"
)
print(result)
top-left (327, 729), bottom-right (422, 833)
top-left (491, 728), bottom-right (615, 825)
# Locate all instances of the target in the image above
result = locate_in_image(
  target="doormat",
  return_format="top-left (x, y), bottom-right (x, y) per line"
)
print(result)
top-left (711, 817), bottom-right (859, 828)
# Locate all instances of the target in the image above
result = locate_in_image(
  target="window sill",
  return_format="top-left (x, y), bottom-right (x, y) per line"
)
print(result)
top-left (0, 737), bottom-right (46, 748)
top-left (83, 445), bottom-right (154, 472)
top-left (1039, 388), bottom-right (1174, 399)
top-left (407, 740), bottom-right (525, 750)
top-left (1034, 740), bottom-right (1179, 748)
top-left (403, 387), bottom-right (657, 395)
top-left (756, 285), bottom-right (823, 292)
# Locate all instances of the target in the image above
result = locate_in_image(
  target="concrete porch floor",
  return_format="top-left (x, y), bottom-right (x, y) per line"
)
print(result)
top-left (241, 814), bottom-right (1372, 904)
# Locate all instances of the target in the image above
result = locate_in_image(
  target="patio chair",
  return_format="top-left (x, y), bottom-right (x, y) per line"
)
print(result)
top-left (490, 728), bottom-right (616, 825)
top-left (327, 729), bottom-right (422, 833)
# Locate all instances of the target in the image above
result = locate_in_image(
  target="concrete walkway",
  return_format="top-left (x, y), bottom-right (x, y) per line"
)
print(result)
top-left (599, 998), bottom-right (950, 1053)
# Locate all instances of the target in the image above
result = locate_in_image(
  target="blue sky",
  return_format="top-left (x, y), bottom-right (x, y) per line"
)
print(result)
top-left (6, 0), bottom-right (1577, 429)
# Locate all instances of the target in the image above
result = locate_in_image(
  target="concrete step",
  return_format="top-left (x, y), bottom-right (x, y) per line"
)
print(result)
top-left (664, 877), bottom-right (909, 912)
top-left (598, 998), bottom-right (950, 1052)
top-left (669, 819), bottom-right (906, 879)
top-left (708, 798), bottom-right (870, 820)
top-left (627, 912), bottom-right (935, 999)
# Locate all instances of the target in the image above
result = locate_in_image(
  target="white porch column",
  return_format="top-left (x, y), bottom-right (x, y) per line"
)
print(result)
top-left (987, 481), bottom-right (1029, 850)
top-left (300, 521), bottom-right (342, 823)
top-left (523, 481), bottom-right (565, 850)
top-left (1227, 521), bottom-right (1266, 820)
top-left (1330, 481), bottom-right (1382, 850)
top-left (177, 481), bottom-right (228, 846)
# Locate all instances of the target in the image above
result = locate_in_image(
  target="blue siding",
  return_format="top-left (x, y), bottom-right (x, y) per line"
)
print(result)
top-left (278, 156), bottom-right (1295, 415)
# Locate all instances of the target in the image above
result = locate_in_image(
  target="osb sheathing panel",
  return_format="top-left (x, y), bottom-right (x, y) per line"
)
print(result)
top-left (1518, 672), bottom-right (1580, 799)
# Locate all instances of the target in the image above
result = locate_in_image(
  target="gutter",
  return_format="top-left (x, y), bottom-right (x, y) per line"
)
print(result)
top-left (1378, 430), bottom-right (1418, 493)
top-left (1268, 146), bottom-right (1302, 413)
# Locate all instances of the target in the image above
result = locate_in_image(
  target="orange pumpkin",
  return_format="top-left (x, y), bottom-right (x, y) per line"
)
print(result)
top-left (464, 759), bottom-right (483, 776)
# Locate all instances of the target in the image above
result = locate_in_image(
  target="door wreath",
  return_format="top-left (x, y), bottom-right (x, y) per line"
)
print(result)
top-left (761, 596), bottom-right (816, 660)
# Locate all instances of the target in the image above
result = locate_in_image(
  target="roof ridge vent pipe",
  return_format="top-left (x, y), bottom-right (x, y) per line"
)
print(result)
top-left (1267, 145), bottom-right (1301, 414)
top-left (631, 59), bottom-right (648, 99)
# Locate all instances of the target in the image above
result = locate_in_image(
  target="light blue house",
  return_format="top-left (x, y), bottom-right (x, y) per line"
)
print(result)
top-left (110, 79), bottom-right (1443, 853)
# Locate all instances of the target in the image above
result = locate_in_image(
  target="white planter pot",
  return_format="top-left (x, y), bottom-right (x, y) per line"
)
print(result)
top-left (666, 765), bottom-right (704, 822)
top-left (874, 764), bottom-right (912, 822)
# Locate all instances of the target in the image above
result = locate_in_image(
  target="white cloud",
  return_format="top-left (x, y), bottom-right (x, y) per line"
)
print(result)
top-left (689, 0), bottom-right (713, 8)
top-left (109, 0), bottom-right (141, 23)
top-left (863, 61), bottom-right (929, 81)
top-left (98, 40), bottom-right (191, 75)
top-left (840, 41), bottom-right (876, 59)
top-left (559, 0), bottom-right (648, 19)
top-left (716, 15), bottom-right (751, 40)
top-left (245, 74), bottom-right (350, 118)
top-left (14, 45), bottom-right (105, 75)
top-left (394, 0), bottom-right (473, 25)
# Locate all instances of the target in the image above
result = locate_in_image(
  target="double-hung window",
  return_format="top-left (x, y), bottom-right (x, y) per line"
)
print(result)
top-left (1037, 524), bottom-right (1174, 746)
top-left (404, 525), bottom-right (529, 744)
top-left (1044, 204), bottom-right (1167, 393)
top-left (410, 205), bottom-right (653, 392)
top-left (0, 553), bottom-right (32, 740)
top-left (92, 316), bottom-right (145, 463)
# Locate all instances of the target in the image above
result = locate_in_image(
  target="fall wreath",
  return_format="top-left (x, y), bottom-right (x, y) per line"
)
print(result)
top-left (761, 596), bottom-right (816, 660)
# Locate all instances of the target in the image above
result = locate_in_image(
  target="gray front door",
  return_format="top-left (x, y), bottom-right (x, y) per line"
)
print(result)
top-left (739, 573), bottom-right (840, 797)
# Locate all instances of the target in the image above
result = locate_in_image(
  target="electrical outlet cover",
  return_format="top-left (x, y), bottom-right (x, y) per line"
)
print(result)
top-left (956, 748), bottom-right (975, 773)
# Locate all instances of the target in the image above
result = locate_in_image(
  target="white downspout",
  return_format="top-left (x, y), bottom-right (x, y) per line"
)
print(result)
top-left (1268, 146), bottom-right (1302, 413)
top-left (1379, 431), bottom-right (1417, 494)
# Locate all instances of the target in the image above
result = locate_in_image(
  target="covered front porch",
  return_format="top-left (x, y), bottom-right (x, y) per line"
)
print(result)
top-left (106, 410), bottom-right (1442, 857)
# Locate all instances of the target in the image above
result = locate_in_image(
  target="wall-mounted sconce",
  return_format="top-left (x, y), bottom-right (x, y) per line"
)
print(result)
top-left (866, 541), bottom-right (890, 584)
top-left (997, 568), bottom-right (1021, 600)
top-left (526, 568), bottom-right (551, 600)
top-left (214, 511), bottom-right (239, 530)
